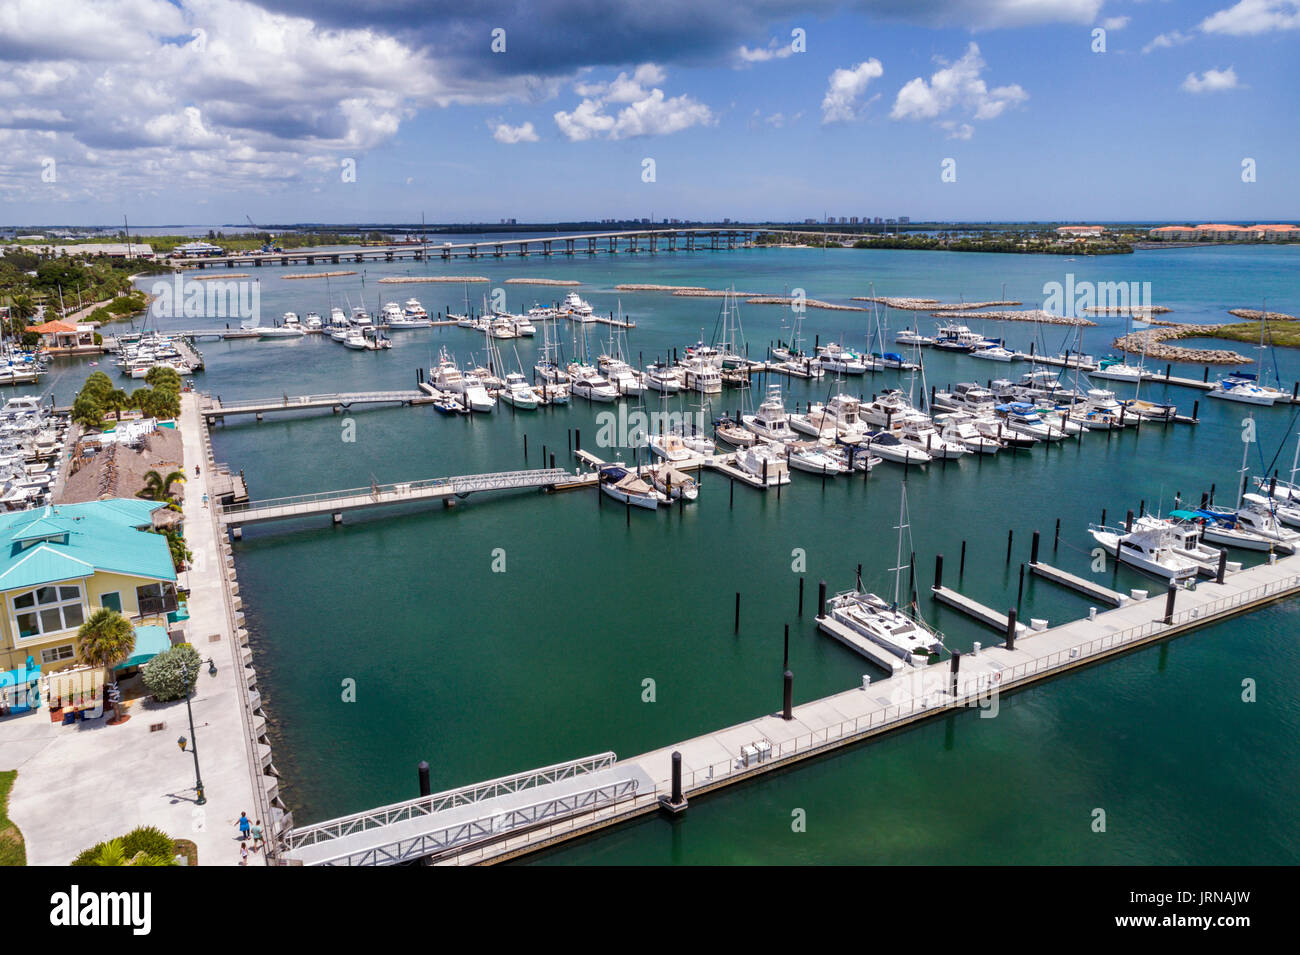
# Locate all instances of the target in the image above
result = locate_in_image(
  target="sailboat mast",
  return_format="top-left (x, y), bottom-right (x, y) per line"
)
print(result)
top-left (893, 484), bottom-right (907, 606)
top-left (1237, 415), bottom-right (1252, 509)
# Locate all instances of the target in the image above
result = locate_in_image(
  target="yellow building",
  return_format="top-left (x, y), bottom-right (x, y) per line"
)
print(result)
top-left (0, 500), bottom-right (179, 674)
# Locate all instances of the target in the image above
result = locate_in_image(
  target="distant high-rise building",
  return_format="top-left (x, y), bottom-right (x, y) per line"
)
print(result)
top-left (837, 216), bottom-right (847, 224)
top-left (849, 217), bottom-right (859, 224)
top-left (898, 216), bottom-right (910, 225)
top-left (885, 218), bottom-right (897, 225)
top-left (804, 218), bottom-right (817, 225)
top-left (873, 217), bottom-right (883, 224)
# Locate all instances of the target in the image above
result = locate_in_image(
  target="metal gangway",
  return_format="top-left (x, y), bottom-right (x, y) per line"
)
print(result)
top-left (278, 753), bottom-right (648, 865)
top-left (203, 391), bottom-right (429, 419)
top-left (219, 468), bottom-right (572, 529)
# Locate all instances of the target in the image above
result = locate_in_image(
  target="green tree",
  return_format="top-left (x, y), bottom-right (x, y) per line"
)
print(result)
top-left (71, 393), bottom-right (104, 430)
top-left (137, 469), bottom-right (187, 502)
top-left (142, 644), bottom-right (201, 702)
top-left (104, 388), bottom-right (130, 422)
top-left (74, 609), bottom-right (135, 721)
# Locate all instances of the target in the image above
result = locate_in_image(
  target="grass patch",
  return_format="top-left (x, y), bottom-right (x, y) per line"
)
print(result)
top-left (1197, 322), bottom-right (1300, 349)
top-left (0, 769), bottom-right (26, 866)
top-left (173, 838), bottom-right (198, 866)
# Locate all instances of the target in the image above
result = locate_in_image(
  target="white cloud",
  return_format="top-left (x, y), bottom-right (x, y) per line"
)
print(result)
top-left (820, 60), bottom-right (884, 123)
top-left (1181, 66), bottom-right (1243, 92)
top-left (890, 43), bottom-right (1026, 132)
top-left (736, 39), bottom-right (796, 64)
top-left (939, 120), bottom-right (974, 140)
top-left (1200, 0), bottom-right (1300, 35)
top-left (0, 0), bottom-right (562, 204)
top-left (1101, 16), bottom-right (1130, 30)
top-left (554, 64), bottom-right (713, 141)
top-left (1142, 30), bottom-right (1193, 53)
top-left (491, 121), bottom-right (539, 144)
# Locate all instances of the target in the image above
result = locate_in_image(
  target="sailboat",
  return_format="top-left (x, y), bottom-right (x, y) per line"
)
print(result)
top-left (1209, 300), bottom-right (1287, 405)
top-left (820, 484), bottom-right (944, 668)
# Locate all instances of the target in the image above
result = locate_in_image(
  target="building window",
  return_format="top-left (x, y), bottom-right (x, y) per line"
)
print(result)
top-left (40, 645), bottom-right (76, 664)
top-left (101, 592), bottom-right (122, 613)
top-left (13, 585), bottom-right (86, 639)
top-left (135, 582), bottom-right (178, 617)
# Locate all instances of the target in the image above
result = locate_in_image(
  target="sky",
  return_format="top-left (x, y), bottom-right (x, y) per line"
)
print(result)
top-left (1, 0), bottom-right (1297, 225)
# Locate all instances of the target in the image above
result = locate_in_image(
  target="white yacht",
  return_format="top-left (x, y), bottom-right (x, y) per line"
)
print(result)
top-left (598, 356), bottom-right (646, 396)
top-left (645, 363), bottom-right (683, 393)
top-left (815, 343), bottom-right (869, 375)
top-left (787, 442), bottom-right (851, 475)
top-left (935, 412), bottom-right (1001, 454)
top-left (895, 327), bottom-right (935, 346)
top-left (970, 341), bottom-right (1015, 362)
top-left (681, 356), bottom-right (723, 395)
top-left (350, 306), bottom-right (372, 327)
top-left (743, 385), bottom-right (798, 443)
top-left (649, 463), bottom-right (699, 502)
top-left (1091, 357), bottom-right (1145, 383)
top-left (1208, 372), bottom-right (1284, 406)
top-left (1088, 522), bottom-right (1200, 581)
top-left (304, 311), bottom-right (323, 331)
top-left (862, 430), bottom-right (931, 465)
top-left (649, 430), bottom-right (713, 462)
top-left (790, 394), bottom-right (868, 441)
top-left (568, 363), bottom-right (619, 402)
top-left (734, 442), bottom-right (791, 486)
top-left (933, 382), bottom-right (997, 416)
top-left (562, 291), bottom-right (595, 321)
top-left (598, 465), bottom-right (664, 509)
top-left (498, 372), bottom-right (539, 409)
top-left (897, 415), bottom-right (967, 459)
top-left (1131, 516), bottom-right (1231, 578)
top-left (342, 330), bottom-right (368, 350)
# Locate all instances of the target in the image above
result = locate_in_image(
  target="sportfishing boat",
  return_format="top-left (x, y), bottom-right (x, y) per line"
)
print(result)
top-left (787, 442), bottom-right (851, 475)
top-left (350, 306), bottom-right (372, 327)
top-left (862, 430), bottom-right (931, 465)
top-left (789, 394), bottom-right (868, 441)
top-left (934, 412), bottom-right (1001, 454)
top-left (1087, 522), bottom-right (1200, 581)
top-left (509, 314), bottom-right (537, 337)
top-left (1131, 515), bottom-right (1231, 578)
top-left (379, 302), bottom-right (405, 327)
top-left (342, 330), bottom-right (368, 350)
top-left (562, 291), bottom-right (595, 321)
top-left (645, 363), bottom-right (683, 393)
top-left (568, 363), bottom-right (619, 402)
top-left (598, 465), bottom-right (664, 509)
top-left (649, 463), bottom-right (699, 502)
top-left (304, 311), bottom-right (323, 331)
top-left (859, 390), bottom-right (918, 429)
top-left (387, 300), bottom-right (432, 329)
top-left (681, 355), bottom-right (723, 395)
top-left (404, 298), bottom-right (429, 321)
top-left (734, 441), bottom-right (791, 486)
top-left (742, 385), bottom-right (798, 442)
top-left (895, 327), bottom-right (935, 346)
top-left (489, 315), bottom-right (518, 339)
top-left (1179, 507), bottom-right (1279, 552)
top-left (431, 347), bottom-right (465, 393)
top-left (498, 372), bottom-right (540, 409)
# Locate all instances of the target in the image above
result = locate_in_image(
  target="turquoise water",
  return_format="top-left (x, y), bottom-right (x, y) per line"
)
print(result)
top-left (97, 244), bottom-right (1300, 863)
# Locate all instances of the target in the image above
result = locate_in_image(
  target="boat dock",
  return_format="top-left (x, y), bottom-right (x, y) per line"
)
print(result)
top-left (268, 551), bottom-right (1300, 865)
top-left (203, 391), bottom-right (434, 420)
top-left (931, 584), bottom-right (1031, 634)
top-left (815, 614), bottom-right (908, 673)
top-left (1029, 560), bottom-right (1128, 606)
top-left (220, 468), bottom-right (572, 534)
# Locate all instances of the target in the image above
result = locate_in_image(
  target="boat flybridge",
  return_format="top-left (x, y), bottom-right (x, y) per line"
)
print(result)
top-left (742, 385), bottom-right (798, 442)
top-left (1087, 522), bottom-right (1201, 581)
top-left (789, 394), bottom-right (868, 441)
top-left (1130, 516), bottom-right (1233, 578)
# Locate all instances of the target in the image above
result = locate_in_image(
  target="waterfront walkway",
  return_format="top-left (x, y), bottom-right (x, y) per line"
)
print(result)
top-left (1, 395), bottom-right (263, 866)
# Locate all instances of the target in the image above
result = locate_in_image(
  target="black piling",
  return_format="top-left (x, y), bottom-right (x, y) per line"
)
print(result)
top-left (1125, 509), bottom-right (1134, 532)
top-left (1163, 580), bottom-right (1177, 625)
top-left (950, 649), bottom-right (961, 696)
top-left (1053, 518), bottom-right (1060, 550)
top-left (523, 433), bottom-right (528, 462)
top-left (817, 580), bottom-right (826, 618)
top-left (575, 429), bottom-right (582, 452)
top-left (1030, 531), bottom-right (1040, 565)
top-left (417, 760), bottom-right (431, 797)
top-left (670, 751), bottom-right (683, 805)
top-left (798, 577), bottom-right (804, 617)
top-left (734, 592), bottom-right (741, 633)
top-left (782, 670), bottom-right (793, 720)
top-left (783, 624), bottom-right (789, 669)
top-left (934, 553), bottom-right (944, 591)
top-left (1006, 528), bottom-right (1014, 564)
top-left (1005, 608), bottom-right (1017, 651)
top-left (959, 540), bottom-right (966, 577)
top-left (1216, 549), bottom-right (1227, 584)
top-left (1017, 563), bottom-right (1025, 611)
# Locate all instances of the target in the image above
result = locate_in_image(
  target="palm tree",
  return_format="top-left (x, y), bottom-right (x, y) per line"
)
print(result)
top-left (104, 389), bottom-right (130, 422)
top-left (137, 469), bottom-right (186, 503)
top-left (75, 608), bottom-right (135, 722)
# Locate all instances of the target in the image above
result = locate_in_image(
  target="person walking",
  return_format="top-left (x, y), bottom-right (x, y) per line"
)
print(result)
top-left (250, 819), bottom-right (264, 853)
top-left (239, 842), bottom-right (249, 865)
top-left (237, 811), bottom-right (250, 842)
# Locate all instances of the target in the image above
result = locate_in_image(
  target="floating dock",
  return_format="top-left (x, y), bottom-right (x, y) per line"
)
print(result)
top-left (815, 614), bottom-right (908, 673)
top-left (931, 584), bottom-right (1030, 634)
top-left (1029, 561), bottom-right (1128, 607)
top-left (203, 391), bottom-right (433, 420)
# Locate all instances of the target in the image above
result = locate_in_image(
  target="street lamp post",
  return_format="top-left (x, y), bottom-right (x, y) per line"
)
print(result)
top-left (178, 661), bottom-right (206, 805)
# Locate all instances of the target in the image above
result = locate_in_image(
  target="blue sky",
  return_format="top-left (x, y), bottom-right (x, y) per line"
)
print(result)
top-left (2, 0), bottom-right (1297, 224)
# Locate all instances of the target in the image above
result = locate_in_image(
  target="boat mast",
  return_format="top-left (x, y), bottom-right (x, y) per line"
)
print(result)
top-left (891, 483), bottom-right (910, 607)
top-left (1237, 413), bottom-right (1253, 509)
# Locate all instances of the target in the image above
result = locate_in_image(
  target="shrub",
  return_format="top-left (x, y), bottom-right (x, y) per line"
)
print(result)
top-left (72, 829), bottom-right (178, 867)
top-left (121, 825), bottom-right (175, 860)
top-left (141, 644), bottom-right (201, 702)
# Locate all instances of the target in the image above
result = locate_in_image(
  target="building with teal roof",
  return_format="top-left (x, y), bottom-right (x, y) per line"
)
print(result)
top-left (0, 499), bottom-right (179, 673)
